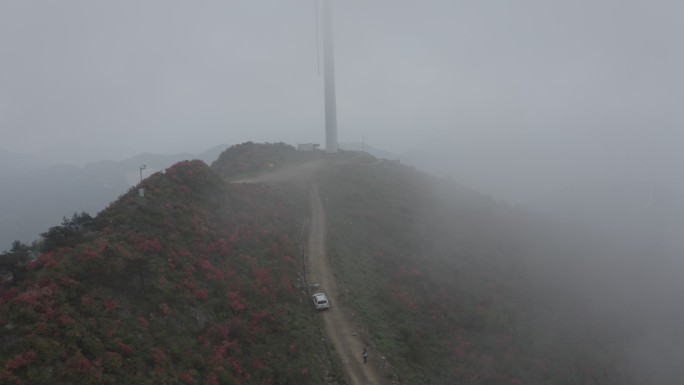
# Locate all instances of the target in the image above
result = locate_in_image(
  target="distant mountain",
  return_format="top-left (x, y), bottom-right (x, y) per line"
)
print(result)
top-left (0, 163), bottom-right (105, 249)
top-left (0, 145), bottom-right (229, 250)
top-left (0, 148), bottom-right (49, 169)
top-left (82, 144), bottom-right (230, 186)
top-left (31, 143), bottom-right (139, 167)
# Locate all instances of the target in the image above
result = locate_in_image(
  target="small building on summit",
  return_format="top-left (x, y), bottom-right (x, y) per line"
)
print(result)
top-left (297, 143), bottom-right (320, 151)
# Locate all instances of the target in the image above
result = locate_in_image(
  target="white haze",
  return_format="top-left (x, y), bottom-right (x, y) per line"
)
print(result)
top-left (1, 1), bottom-right (682, 185)
top-left (1, 2), bottom-right (684, 382)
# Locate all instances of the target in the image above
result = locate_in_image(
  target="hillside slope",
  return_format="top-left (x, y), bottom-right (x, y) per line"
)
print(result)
top-left (214, 143), bottom-right (646, 384)
top-left (3, 142), bottom-right (680, 385)
top-left (0, 145), bottom-right (229, 249)
top-left (317, 157), bottom-right (640, 385)
top-left (0, 159), bottom-right (330, 385)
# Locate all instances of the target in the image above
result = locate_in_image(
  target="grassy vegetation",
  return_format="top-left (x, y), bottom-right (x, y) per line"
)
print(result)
top-left (210, 142), bottom-right (324, 179)
top-left (0, 143), bottom-right (644, 385)
top-left (0, 159), bottom-right (331, 385)
top-left (318, 157), bottom-right (632, 385)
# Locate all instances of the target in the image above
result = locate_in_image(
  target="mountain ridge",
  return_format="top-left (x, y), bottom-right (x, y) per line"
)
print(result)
top-left (1, 142), bottom-right (682, 384)
top-left (1, 156), bottom-right (329, 384)
top-left (0, 145), bottom-right (229, 250)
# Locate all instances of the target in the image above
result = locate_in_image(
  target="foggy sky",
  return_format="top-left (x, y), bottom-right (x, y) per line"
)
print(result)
top-left (1, 0), bottom-right (683, 191)
top-left (3, 3), bottom-right (683, 380)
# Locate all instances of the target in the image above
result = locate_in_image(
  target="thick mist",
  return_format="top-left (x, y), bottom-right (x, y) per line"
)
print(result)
top-left (2, 1), bottom-right (682, 157)
top-left (420, 174), bottom-right (684, 384)
top-left (1, 1), bottom-right (683, 381)
top-left (532, 218), bottom-right (684, 385)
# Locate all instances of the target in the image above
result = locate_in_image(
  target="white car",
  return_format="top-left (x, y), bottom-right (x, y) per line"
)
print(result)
top-left (312, 292), bottom-right (330, 310)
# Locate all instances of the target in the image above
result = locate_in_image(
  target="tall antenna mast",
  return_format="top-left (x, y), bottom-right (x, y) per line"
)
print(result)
top-left (321, 0), bottom-right (338, 153)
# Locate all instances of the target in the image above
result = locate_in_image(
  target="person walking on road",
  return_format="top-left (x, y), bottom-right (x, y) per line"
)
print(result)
top-left (362, 347), bottom-right (368, 364)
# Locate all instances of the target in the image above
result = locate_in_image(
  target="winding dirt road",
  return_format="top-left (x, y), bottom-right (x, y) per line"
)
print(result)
top-left (232, 159), bottom-right (390, 384)
top-left (231, 159), bottom-right (328, 184)
top-left (307, 184), bottom-right (388, 385)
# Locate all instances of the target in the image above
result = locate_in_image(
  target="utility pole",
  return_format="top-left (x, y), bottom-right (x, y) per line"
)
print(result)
top-left (139, 164), bottom-right (146, 184)
top-left (139, 164), bottom-right (146, 198)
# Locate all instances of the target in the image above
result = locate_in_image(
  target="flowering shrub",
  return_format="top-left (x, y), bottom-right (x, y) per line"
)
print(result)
top-left (0, 157), bottom-right (324, 385)
top-left (5, 351), bottom-right (37, 370)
